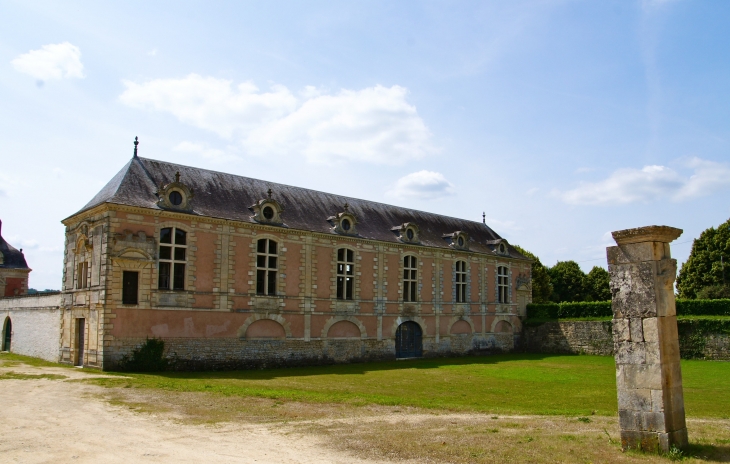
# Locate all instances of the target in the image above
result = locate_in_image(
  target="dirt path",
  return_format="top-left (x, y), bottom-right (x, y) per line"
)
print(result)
top-left (0, 365), bottom-right (388, 464)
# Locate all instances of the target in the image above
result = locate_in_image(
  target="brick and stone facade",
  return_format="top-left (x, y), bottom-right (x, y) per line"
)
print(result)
top-left (0, 220), bottom-right (31, 298)
top-left (57, 152), bottom-right (531, 370)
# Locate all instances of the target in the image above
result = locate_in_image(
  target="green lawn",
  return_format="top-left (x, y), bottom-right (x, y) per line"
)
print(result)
top-left (84, 354), bottom-right (730, 418)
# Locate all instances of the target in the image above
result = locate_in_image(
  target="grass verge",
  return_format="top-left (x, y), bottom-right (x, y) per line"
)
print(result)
top-left (82, 354), bottom-right (730, 418)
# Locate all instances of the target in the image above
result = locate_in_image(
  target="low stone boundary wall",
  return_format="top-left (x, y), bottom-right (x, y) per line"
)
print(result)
top-left (0, 294), bottom-right (62, 362)
top-left (105, 333), bottom-right (517, 371)
top-left (524, 320), bottom-right (730, 360)
top-left (523, 321), bottom-right (613, 356)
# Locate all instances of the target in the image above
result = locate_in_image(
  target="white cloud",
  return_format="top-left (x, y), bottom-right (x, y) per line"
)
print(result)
top-left (388, 170), bottom-right (455, 200)
top-left (173, 141), bottom-right (235, 162)
top-left (11, 42), bottom-right (84, 81)
top-left (147, 49), bottom-right (158, 56)
top-left (120, 75), bottom-right (297, 139)
top-left (246, 85), bottom-right (432, 165)
top-left (557, 158), bottom-right (730, 205)
top-left (119, 76), bottom-right (433, 165)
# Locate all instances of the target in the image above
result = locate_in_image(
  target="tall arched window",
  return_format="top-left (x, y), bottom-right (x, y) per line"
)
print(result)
top-left (497, 266), bottom-right (509, 303)
top-left (159, 227), bottom-right (187, 290)
top-left (256, 238), bottom-right (278, 295)
top-left (403, 255), bottom-right (417, 302)
top-left (455, 260), bottom-right (467, 303)
top-left (336, 248), bottom-right (354, 300)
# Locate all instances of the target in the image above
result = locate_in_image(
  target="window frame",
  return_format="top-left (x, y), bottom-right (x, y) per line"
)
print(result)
top-left (497, 265), bottom-right (509, 303)
top-left (122, 271), bottom-right (139, 305)
top-left (336, 248), bottom-right (355, 300)
top-left (158, 227), bottom-right (187, 291)
top-left (256, 238), bottom-right (278, 296)
top-left (76, 260), bottom-right (88, 289)
top-left (403, 255), bottom-right (418, 303)
top-left (455, 260), bottom-right (467, 303)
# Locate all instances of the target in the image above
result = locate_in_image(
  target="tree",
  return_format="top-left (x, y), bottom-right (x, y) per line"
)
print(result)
top-left (548, 260), bottom-right (586, 303)
top-left (584, 266), bottom-right (611, 301)
top-left (513, 245), bottom-right (553, 303)
top-left (677, 218), bottom-right (730, 299)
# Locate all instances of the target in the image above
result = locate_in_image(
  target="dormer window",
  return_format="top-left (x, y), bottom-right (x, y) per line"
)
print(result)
top-left (251, 189), bottom-right (284, 225)
top-left (393, 223), bottom-right (420, 244)
top-left (444, 231), bottom-right (469, 251)
top-left (328, 203), bottom-right (358, 236)
top-left (488, 239), bottom-right (510, 256)
top-left (157, 171), bottom-right (194, 211)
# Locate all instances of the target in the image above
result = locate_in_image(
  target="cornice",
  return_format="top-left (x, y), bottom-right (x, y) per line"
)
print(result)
top-left (75, 203), bottom-right (528, 263)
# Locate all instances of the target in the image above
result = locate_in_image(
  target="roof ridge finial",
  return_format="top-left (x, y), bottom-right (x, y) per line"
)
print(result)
top-left (133, 136), bottom-right (139, 158)
top-left (267, 188), bottom-right (272, 199)
top-left (482, 212), bottom-right (486, 224)
top-left (175, 171), bottom-right (181, 183)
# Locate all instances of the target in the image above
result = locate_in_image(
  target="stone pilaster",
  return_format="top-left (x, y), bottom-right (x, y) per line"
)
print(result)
top-left (607, 225), bottom-right (687, 452)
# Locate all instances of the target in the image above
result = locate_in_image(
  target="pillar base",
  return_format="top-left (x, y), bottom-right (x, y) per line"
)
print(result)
top-left (620, 428), bottom-right (688, 452)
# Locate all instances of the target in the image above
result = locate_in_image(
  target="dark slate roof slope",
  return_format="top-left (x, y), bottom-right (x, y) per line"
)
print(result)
top-left (73, 157), bottom-right (527, 259)
top-left (0, 220), bottom-right (30, 269)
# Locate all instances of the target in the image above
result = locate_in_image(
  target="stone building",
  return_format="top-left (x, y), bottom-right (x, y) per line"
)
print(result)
top-left (0, 220), bottom-right (31, 298)
top-left (52, 143), bottom-right (531, 369)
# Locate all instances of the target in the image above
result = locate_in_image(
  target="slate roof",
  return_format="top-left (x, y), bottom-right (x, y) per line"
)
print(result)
top-left (71, 156), bottom-right (528, 260)
top-left (0, 220), bottom-right (30, 269)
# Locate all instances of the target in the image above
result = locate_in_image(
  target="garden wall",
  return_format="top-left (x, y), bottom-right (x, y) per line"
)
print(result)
top-left (523, 320), bottom-right (730, 360)
top-left (0, 293), bottom-right (62, 362)
top-left (105, 333), bottom-right (517, 371)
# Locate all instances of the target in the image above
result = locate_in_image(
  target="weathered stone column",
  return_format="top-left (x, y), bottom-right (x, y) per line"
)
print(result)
top-left (607, 225), bottom-right (688, 452)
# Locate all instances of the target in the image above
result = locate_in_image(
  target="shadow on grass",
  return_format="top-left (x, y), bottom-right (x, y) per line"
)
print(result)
top-left (683, 443), bottom-right (730, 462)
top-left (114, 352), bottom-right (608, 381)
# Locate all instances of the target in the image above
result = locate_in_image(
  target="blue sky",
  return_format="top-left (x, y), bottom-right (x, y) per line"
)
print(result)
top-left (2, 0), bottom-right (729, 290)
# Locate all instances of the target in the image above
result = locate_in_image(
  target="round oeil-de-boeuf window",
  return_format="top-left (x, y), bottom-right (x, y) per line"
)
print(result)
top-left (263, 206), bottom-right (274, 220)
top-left (457, 236), bottom-right (464, 247)
top-left (341, 218), bottom-right (351, 231)
top-left (406, 228), bottom-right (414, 240)
top-left (169, 191), bottom-right (183, 206)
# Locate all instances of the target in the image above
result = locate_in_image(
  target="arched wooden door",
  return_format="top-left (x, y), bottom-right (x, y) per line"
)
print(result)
top-left (395, 321), bottom-right (422, 358)
top-left (2, 318), bottom-right (11, 352)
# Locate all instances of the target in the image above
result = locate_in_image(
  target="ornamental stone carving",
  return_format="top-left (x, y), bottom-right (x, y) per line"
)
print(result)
top-left (157, 171), bottom-right (194, 211)
top-left (250, 188), bottom-right (284, 225)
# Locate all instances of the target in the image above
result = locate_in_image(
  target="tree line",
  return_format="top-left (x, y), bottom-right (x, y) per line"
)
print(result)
top-left (513, 246), bottom-right (610, 304)
top-left (515, 217), bottom-right (730, 303)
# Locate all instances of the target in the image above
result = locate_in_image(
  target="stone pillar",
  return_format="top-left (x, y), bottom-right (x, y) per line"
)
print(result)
top-left (607, 226), bottom-right (688, 452)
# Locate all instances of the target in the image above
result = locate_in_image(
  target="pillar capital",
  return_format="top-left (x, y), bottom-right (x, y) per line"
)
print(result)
top-left (611, 226), bottom-right (683, 246)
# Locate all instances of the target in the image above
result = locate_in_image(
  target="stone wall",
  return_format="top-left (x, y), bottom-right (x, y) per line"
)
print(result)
top-left (0, 293), bottom-right (62, 362)
top-left (524, 320), bottom-right (730, 360)
top-left (523, 321), bottom-right (613, 355)
top-left (704, 334), bottom-right (730, 360)
top-left (105, 333), bottom-right (516, 371)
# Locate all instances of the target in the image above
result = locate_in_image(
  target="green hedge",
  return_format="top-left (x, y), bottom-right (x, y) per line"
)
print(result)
top-left (676, 299), bottom-right (730, 316)
top-left (527, 301), bottom-right (611, 319)
top-left (527, 298), bottom-right (730, 319)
